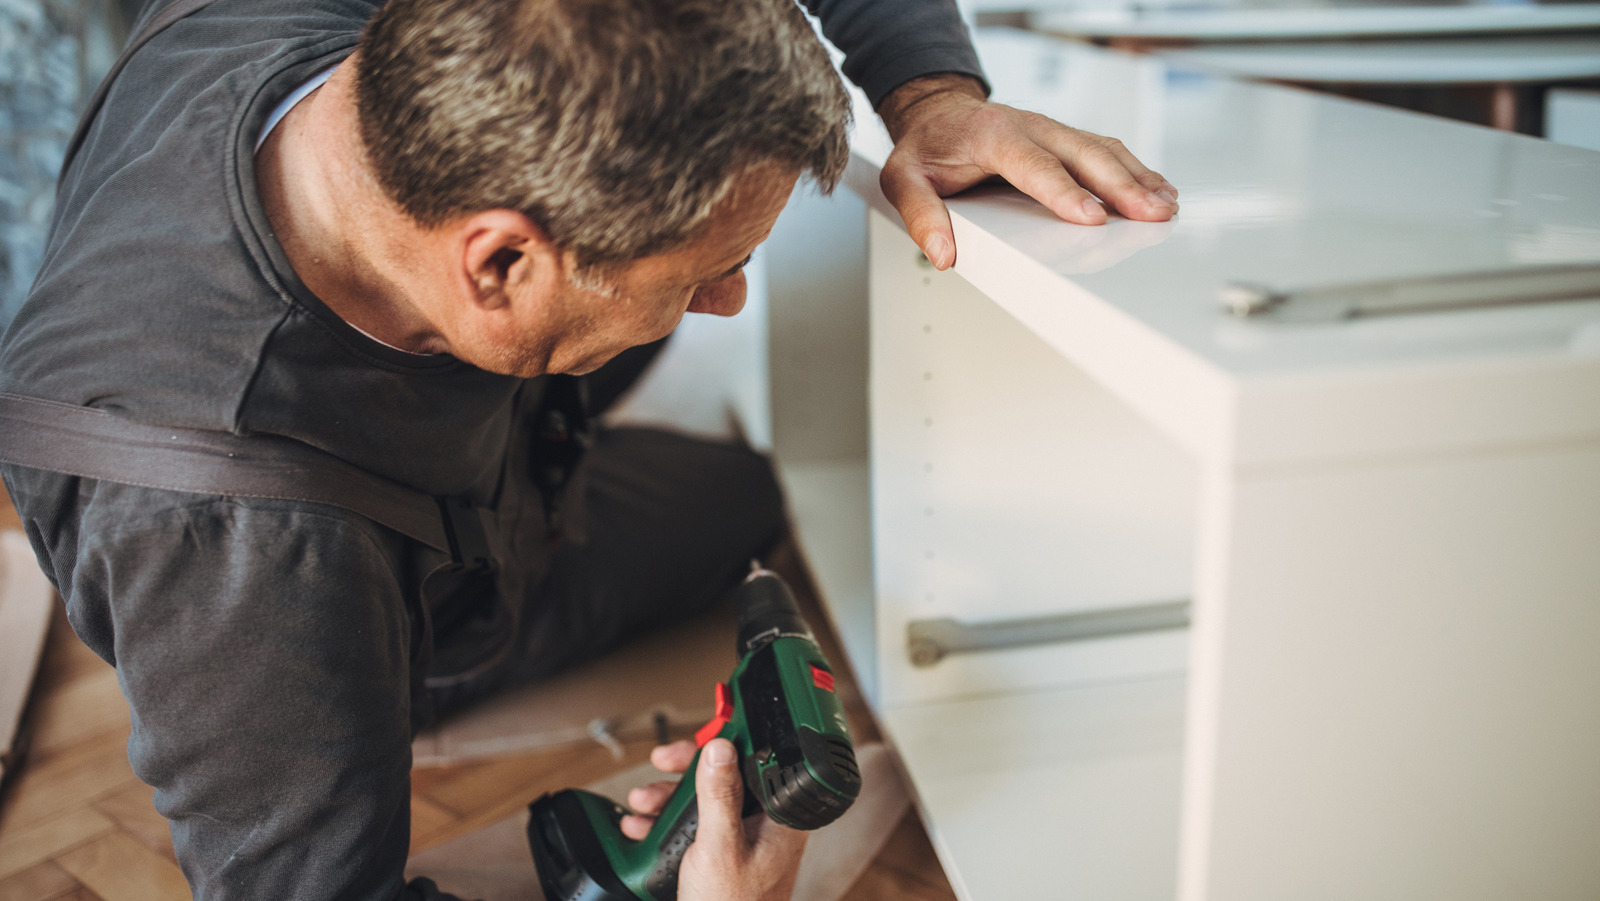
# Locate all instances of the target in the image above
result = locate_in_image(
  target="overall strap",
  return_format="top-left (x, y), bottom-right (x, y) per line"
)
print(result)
top-left (0, 393), bottom-right (493, 566)
top-left (61, 0), bottom-right (222, 184)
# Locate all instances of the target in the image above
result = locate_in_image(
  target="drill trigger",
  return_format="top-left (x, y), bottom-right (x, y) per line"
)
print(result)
top-left (693, 682), bottom-right (734, 747)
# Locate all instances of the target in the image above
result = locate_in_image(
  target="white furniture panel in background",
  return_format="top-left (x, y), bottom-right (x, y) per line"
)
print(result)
top-left (1030, 1), bottom-right (1600, 41)
top-left (1548, 87), bottom-right (1600, 152)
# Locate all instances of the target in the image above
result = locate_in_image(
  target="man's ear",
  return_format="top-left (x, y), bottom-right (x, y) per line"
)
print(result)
top-left (457, 210), bottom-right (560, 311)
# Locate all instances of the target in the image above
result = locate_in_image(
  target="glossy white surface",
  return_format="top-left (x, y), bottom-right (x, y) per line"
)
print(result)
top-left (1032, 1), bottom-right (1600, 40)
top-left (848, 29), bottom-right (1600, 464)
top-left (1160, 35), bottom-right (1600, 83)
top-left (854, 30), bottom-right (1600, 377)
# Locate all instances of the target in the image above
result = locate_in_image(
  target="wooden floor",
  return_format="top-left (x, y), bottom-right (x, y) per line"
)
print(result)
top-left (0, 490), bottom-right (955, 901)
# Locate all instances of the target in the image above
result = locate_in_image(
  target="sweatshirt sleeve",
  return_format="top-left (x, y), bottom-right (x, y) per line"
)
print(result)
top-left (65, 485), bottom-right (464, 901)
top-left (802, 0), bottom-right (990, 107)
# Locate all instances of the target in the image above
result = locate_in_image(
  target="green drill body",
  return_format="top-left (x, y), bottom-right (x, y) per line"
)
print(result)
top-left (528, 568), bottom-right (861, 901)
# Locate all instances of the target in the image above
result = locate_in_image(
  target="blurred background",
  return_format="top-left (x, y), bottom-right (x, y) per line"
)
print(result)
top-left (0, 0), bottom-right (136, 326)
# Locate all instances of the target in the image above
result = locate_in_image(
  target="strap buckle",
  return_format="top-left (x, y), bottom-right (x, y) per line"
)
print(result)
top-left (436, 496), bottom-right (492, 570)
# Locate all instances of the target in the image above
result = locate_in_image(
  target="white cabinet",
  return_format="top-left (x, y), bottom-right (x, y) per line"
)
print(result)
top-left (774, 29), bottom-right (1600, 901)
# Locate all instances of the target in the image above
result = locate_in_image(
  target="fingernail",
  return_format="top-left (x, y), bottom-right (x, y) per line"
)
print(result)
top-left (926, 235), bottom-right (951, 269)
top-left (1080, 198), bottom-right (1103, 220)
top-left (1148, 190), bottom-right (1178, 208)
top-left (707, 740), bottom-right (734, 767)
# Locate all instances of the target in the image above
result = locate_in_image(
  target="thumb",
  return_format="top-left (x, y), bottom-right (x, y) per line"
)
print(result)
top-left (692, 738), bottom-right (747, 863)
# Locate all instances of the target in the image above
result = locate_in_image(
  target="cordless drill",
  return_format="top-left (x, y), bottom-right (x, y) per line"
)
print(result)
top-left (526, 565), bottom-right (861, 901)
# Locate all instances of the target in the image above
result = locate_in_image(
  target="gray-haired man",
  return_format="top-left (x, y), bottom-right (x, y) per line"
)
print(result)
top-left (0, 0), bottom-right (1175, 898)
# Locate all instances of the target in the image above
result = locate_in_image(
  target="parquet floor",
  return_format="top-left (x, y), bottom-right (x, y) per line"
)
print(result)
top-left (0, 487), bottom-right (956, 901)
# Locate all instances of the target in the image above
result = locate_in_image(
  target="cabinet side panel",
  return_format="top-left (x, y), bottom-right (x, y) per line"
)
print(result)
top-left (1190, 443), bottom-right (1600, 901)
top-left (868, 211), bottom-right (1198, 705)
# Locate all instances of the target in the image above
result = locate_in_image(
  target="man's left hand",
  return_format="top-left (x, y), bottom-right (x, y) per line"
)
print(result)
top-left (877, 73), bottom-right (1179, 271)
top-left (622, 739), bottom-right (807, 901)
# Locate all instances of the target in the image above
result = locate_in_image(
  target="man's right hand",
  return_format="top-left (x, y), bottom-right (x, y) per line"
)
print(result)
top-left (876, 73), bottom-right (1179, 271)
top-left (623, 738), bottom-right (809, 901)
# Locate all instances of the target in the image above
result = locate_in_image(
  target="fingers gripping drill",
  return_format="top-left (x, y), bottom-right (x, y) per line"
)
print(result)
top-left (526, 565), bottom-right (862, 901)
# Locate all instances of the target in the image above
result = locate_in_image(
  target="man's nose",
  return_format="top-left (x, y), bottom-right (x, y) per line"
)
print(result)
top-left (686, 273), bottom-right (747, 317)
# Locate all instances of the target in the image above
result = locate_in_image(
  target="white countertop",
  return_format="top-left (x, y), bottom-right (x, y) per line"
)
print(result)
top-left (1157, 34), bottom-right (1600, 83)
top-left (1030, 1), bottom-right (1600, 41)
top-left (846, 28), bottom-right (1600, 464)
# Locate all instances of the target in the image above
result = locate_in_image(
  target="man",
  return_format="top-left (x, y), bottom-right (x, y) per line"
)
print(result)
top-left (0, 0), bottom-right (1176, 898)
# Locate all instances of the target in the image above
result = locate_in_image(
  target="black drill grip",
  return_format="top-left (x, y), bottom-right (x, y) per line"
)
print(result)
top-left (641, 751), bottom-right (768, 900)
top-left (643, 797), bottom-right (697, 900)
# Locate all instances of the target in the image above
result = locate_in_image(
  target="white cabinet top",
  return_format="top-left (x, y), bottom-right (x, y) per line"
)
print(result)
top-left (845, 28), bottom-right (1600, 464)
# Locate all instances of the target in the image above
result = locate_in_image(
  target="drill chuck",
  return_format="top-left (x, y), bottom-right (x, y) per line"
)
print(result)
top-left (736, 566), bottom-right (812, 653)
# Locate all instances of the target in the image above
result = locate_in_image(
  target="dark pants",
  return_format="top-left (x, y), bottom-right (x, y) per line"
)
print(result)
top-left (430, 340), bottom-right (787, 714)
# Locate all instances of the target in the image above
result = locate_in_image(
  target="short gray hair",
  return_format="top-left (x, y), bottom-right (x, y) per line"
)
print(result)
top-left (355, 0), bottom-right (851, 266)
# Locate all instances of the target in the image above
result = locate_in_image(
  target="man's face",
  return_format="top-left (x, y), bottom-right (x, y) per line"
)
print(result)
top-left (488, 164), bottom-right (800, 377)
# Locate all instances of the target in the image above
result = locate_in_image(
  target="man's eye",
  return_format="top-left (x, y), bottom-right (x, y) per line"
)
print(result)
top-left (716, 254), bottom-right (754, 281)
